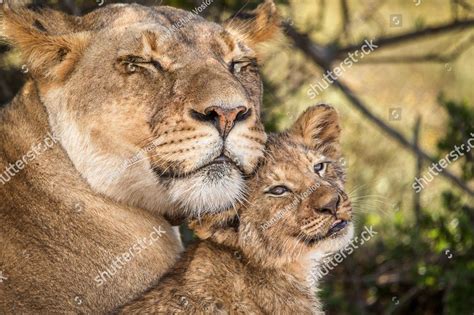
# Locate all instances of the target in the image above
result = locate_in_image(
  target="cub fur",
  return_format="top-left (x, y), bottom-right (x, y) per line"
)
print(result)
top-left (118, 104), bottom-right (354, 314)
top-left (0, 1), bottom-right (279, 313)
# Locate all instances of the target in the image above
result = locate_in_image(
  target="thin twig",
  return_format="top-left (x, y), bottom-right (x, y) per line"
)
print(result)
top-left (336, 19), bottom-right (474, 57)
top-left (413, 117), bottom-right (422, 228)
top-left (340, 0), bottom-right (351, 41)
top-left (355, 34), bottom-right (474, 64)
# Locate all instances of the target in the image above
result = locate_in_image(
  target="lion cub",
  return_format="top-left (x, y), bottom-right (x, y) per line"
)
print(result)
top-left (119, 105), bottom-right (353, 314)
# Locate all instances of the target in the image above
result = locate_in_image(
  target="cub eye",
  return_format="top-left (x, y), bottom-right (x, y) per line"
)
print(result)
top-left (266, 185), bottom-right (290, 196)
top-left (314, 162), bottom-right (327, 174)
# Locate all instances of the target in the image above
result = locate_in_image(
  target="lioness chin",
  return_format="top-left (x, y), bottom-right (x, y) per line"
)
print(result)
top-left (119, 105), bottom-right (354, 315)
top-left (0, 1), bottom-right (279, 313)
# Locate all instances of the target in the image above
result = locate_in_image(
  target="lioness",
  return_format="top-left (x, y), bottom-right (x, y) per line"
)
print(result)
top-left (0, 1), bottom-right (279, 313)
top-left (119, 105), bottom-right (354, 314)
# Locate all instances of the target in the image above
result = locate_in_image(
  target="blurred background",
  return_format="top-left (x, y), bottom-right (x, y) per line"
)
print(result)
top-left (1, 0), bottom-right (473, 314)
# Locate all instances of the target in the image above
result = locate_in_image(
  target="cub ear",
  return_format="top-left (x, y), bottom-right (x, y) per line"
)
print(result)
top-left (1, 4), bottom-right (89, 81)
top-left (289, 104), bottom-right (342, 158)
top-left (224, 0), bottom-right (281, 49)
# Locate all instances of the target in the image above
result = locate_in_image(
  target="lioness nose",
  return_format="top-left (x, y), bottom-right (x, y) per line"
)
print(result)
top-left (203, 105), bottom-right (249, 138)
top-left (316, 195), bottom-right (340, 216)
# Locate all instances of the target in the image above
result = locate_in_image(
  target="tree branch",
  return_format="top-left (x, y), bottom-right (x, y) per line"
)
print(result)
top-left (383, 286), bottom-right (423, 315)
top-left (336, 19), bottom-right (474, 57)
top-left (285, 26), bottom-right (474, 197)
top-left (355, 55), bottom-right (451, 64)
top-left (284, 24), bottom-right (334, 68)
top-left (354, 34), bottom-right (474, 64)
top-left (454, 0), bottom-right (474, 13)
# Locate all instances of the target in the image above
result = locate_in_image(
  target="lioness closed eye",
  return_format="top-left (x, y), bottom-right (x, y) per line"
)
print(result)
top-left (119, 104), bottom-right (354, 314)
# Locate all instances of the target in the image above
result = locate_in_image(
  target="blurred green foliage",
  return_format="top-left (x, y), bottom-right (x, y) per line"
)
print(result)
top-left (437, 95), bottom-right (474, 181)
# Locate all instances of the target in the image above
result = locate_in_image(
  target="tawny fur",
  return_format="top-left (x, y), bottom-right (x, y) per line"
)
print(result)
top-left (119, 105), bottom-right (354, 314)
top-left (0, 1), bottom-right (279, 313)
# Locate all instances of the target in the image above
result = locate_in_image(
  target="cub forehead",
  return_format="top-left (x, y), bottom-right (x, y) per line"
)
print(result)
top-left (260, 136), bottom-right (331, 184)
top-left (268, 137), bottom-right (319, 164)
top-left (262, 146), bottom-right (311, 180)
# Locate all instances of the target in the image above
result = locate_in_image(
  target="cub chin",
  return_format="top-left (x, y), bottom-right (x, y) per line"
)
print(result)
top-left (118, 104), bottom-right (353, 314)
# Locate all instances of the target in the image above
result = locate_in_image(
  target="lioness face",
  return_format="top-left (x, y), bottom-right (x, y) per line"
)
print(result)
top-left (242, 105), bottom-right (353, 261)
top-left (60, 9), bottom-right (268, 215)
top-left (3, 2), bottom-right (279, 216)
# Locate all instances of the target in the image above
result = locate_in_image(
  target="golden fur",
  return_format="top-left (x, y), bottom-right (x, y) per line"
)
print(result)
top-left (0, 1), bottom-right (279, 312)
top-left (119, 105), bottom-right (354, 314)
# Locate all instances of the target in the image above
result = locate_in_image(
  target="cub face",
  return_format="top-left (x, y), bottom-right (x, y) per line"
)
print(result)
top-left (2, 2), bottom-right (280, 216)
top-left (192, 105), bottom-right (353, 266)
top-left (239, 104), bottom-right (353, 264)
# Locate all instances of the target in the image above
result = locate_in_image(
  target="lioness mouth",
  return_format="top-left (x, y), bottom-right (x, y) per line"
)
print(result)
top-left (155, 154), bottom-right (239, 180)
top-left (208, 154), bottom-right (233, 166)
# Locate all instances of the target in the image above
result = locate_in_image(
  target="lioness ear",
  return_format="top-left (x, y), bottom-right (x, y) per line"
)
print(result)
top-left (1, 4), bottom-right (90, 81)
top-left (224, 0), bottom-right (280, 48)
top-left (289, 104), bottom-right (342, 158)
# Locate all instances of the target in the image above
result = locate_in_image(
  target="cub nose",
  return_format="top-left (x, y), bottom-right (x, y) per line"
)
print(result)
top-left (315, 195), bottom-right (340, 216)
top-left (192, 105), bottom-right (250, 138)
